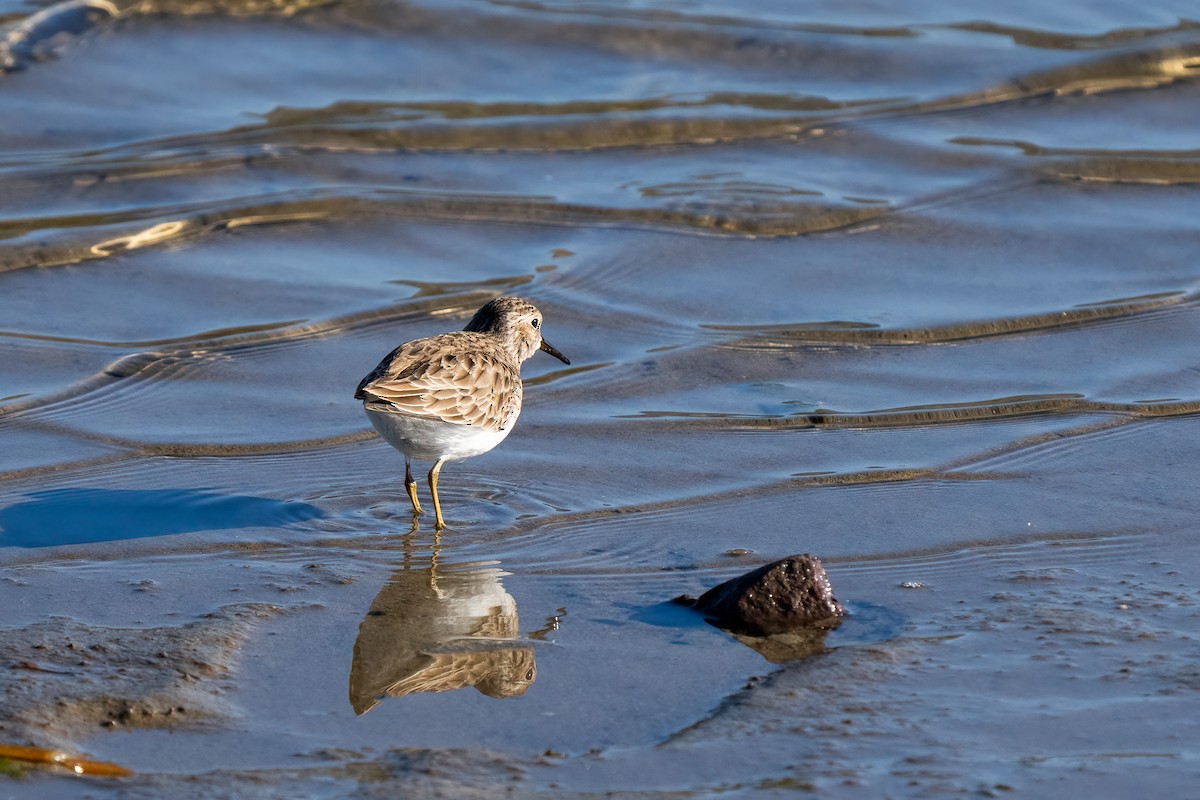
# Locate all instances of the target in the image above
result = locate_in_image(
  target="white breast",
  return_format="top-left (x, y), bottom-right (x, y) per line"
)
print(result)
top-left (365, 407), bottom-right (513, 462)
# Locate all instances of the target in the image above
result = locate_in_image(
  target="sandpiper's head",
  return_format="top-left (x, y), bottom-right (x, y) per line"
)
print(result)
top-left (464, 296), bottom-right (570, 365)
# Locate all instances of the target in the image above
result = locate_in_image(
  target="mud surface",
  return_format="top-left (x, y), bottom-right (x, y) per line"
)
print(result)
top-left (0, 605), bottom-right (281, 749)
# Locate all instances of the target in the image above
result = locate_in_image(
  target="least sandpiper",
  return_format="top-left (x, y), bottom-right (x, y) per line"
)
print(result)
top-left (355, 296), bottom-right (570, 529)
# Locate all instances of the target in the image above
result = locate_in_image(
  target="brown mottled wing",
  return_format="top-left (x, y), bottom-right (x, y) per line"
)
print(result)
top-left (380, 653), bottom-right (485, 697)
top-left (355, 333), bottom-right (521, 431)
top-left (382, 650), bottom-right (533, 699)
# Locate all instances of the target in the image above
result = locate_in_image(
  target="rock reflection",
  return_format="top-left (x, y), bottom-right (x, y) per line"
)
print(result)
top-left (349, 538), bottom-right (535, 715)
top-left (724, 622), bottom-right (841, 664)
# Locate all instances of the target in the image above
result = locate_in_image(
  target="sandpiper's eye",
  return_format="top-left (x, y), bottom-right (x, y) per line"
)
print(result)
top-left (531, 319), bottom-right (540, 329)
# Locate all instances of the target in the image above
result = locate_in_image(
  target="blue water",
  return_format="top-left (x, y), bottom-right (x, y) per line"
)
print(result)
top-left (0, 488), bottom-right (323, 547)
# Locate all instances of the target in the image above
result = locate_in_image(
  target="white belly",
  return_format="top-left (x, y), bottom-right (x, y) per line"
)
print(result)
top-left (365, 407), bottom-right (512, 463)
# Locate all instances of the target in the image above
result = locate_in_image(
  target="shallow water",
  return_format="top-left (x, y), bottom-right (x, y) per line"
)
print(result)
top-left (2, 0), bottom-right (1200, 796)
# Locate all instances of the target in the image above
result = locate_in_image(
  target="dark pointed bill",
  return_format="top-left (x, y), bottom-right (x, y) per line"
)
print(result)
top-left (539, 339), bottom-right (570, 365)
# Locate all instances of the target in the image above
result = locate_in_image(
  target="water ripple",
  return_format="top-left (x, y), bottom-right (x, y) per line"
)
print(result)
top-left (704, 291), bottom-right (1194, 346)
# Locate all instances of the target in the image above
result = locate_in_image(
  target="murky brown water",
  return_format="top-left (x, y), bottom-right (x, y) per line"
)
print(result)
top-left (3, 0), bottom-right (1200, 796)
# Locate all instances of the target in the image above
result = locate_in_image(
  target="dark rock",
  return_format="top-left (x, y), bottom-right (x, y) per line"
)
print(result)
top-left (679, 554), bottom-right (845, 636)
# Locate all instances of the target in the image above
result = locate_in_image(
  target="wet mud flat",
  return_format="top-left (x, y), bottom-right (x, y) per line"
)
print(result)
top-left (2, 526), bottom-right (1199, 798)
top-left (4, 0), bottom-right (1200, 795)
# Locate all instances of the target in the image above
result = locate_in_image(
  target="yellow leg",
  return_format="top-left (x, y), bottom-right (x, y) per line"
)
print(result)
top-left (404, 460), bottom-right (423, 516)
top-left (428, 459), bottom-right (447, 531)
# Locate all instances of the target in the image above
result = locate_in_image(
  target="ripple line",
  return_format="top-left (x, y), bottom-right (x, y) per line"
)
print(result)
top-left (704, 291), bottom-right (1194, 347)
top-left (829, 530), bottom-right (1146, 575)
top-left (951, 137), bottom-right (1200, 185)
top-left (624, 394), bottom-right (1200, 431)
top-left (0, 187), bottom-right (895, 275)
top-left (6, 416), bottom-right (380, 458)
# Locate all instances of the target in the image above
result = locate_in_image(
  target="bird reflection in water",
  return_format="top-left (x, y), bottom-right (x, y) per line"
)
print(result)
top-left (349, 534), bottom-right (535, 715)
